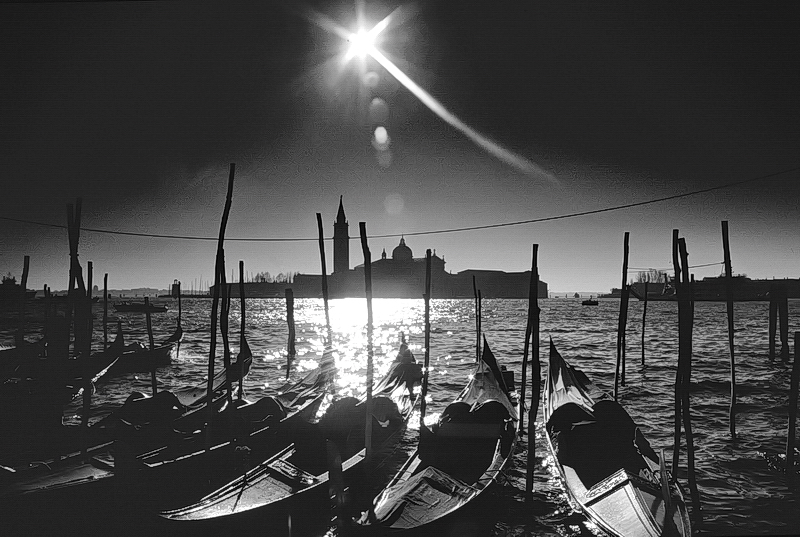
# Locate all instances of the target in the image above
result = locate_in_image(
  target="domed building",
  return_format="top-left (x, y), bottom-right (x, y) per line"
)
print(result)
top-left (284, 198), bottom-right (548, 299)
top-left (391, 237), bottom-right (413, 262)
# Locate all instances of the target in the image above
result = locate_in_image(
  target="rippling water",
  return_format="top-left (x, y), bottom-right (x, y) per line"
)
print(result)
top-left (5, 297), bottom-right (800, 536)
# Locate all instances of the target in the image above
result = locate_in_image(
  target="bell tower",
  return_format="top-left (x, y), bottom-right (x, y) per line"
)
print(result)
top-left (333, 196), bottom-right (349, 274)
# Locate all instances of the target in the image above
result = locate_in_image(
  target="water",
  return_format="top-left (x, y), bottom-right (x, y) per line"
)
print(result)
top-left (5, 297), bottom-right (800, 536)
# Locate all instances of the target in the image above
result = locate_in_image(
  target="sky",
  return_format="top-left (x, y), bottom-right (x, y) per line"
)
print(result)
top-left (1, 0), bottom-right (798, 294)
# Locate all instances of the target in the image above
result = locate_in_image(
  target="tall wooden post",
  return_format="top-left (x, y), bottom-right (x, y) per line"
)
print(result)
top-left (614, 232), bottom-right (630, 401)
top-left (316, 213), bottom-right (332, 344)
top-left (779, 286), bottom-right (790, 361)
top-left (16, 256), bottom-right (30, 349)
top-left (359, 222), bottom-right (374, 459)
top-left (721, 221), bottom-right (736, 437)
top-left (641, 281), bottom-right (648, 365)
top-left (671, 229), bottom-right (683, 474)
top-left (285, 288), bottom-right (296, 379)
top-left (237, 262), bottom-right (247, 399)
top-left (787, 332), bottom-right (800, 489)
top-left (419, 250), bottom-right (432, 433)
top-left (175, 280), bottom-right (182, 361)
top-left (145, 297), bottom-right (156, 396)
top-left (220, 267), bottom-right (233, 405)
top-left (206, 163), bottom-right (236, 452)
top-left (473, 275), bottom-right (480, 363)
top-left (520, 245), bottom-right (537, 435)
top-left (678, 238), bottom-right (702, 528)
top-left (621, 284), bottom-right (629, 385)
top-left (103, 273), bottom-right (108, 351)
top-left (769, 285), bottom-right (778, 361)
top-left (526, 244), bottom-right (541, 495)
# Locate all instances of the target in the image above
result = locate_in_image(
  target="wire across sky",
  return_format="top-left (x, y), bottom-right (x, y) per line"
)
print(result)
top-left (1, 166), bottom-right (797, 243)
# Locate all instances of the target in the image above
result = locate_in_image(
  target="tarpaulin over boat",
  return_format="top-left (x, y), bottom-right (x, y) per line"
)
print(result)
top-left (370, 465), bottom-right (475, 528)
top-left (276, 347), bottom-right (336, 407)
top-left (546, 339), bottom-right (610, 417)
top-left (456, 341), bottom-right (517, 419)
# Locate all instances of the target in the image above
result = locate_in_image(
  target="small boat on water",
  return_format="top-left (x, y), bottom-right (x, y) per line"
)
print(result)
top-left (582, 296), bottom-right (599, 306)
top-left (0, 275), bottom-right (36, 300)
top-left (543, 340), bottom-right (692, 537)
top-left (354, 339), bottom-right (519, 533)
top-left (114, 301), bottom-right (168, 313)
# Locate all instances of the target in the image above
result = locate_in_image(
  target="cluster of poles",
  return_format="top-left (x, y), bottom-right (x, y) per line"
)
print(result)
top-left (11, 165), bottom-right (800, 533)
top-left (603, 222), bottom-right (800, 528)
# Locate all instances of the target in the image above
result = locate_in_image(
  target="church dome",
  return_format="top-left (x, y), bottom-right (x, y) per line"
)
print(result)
top-left (392, 237), bottom-right (413, 262)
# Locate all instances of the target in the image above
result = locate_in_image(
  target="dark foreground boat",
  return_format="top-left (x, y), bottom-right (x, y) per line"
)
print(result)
top-left (159, 345), bottom-right (423, 533)
top-left (354, 340), bottom-right (518, 534)
top-left (543, 340), bottom-right (692, 537)
top-left (1, 392), bottom-right (324, 533)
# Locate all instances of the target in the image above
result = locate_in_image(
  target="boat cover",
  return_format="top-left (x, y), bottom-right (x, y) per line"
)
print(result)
top-left (370, 465), bottom-right (475, 528)
top-left (276, 347), bottom-right (336, 408)
top-left (546, 340), bottom-right (610, 418)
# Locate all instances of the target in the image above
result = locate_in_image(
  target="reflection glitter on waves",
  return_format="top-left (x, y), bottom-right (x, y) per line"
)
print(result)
top-left (4, 298), bottom-right (800, 535)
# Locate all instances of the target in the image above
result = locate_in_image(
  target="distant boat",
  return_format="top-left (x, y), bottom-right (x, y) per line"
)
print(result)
top-left (574, 292), bottom-right (581, 299)
top-left (114, 301), bottom-right (168, 313)
top-left (582, 296), bottom-right (599, 306)
top-left (0, 275), bottom-right (35, 300)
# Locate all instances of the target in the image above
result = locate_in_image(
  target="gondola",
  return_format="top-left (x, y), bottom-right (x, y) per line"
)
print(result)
top-left (1, 345), bottom-right (335, 514)
top-left (0, 339), bottom-right (256, 479)
top-left (354, 339), bottom-right (518, 533)
top-left (1, 391), bottom-right (324, 518)
top-left (158, 343), bottom-right (423, 532)
top-left (0, 333), bottom-right (125, 433)
top-left (543, 340), bottom-right (692, 537)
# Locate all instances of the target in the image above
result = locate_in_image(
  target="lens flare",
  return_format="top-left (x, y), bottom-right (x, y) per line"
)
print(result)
top-left (299, 4), bottom-right (558, 184)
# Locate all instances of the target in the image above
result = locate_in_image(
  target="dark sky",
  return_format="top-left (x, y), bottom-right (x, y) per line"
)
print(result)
top-left (1, 0), bottom-right (798, 292)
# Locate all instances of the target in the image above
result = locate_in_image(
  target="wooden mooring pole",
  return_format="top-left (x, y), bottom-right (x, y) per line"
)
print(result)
top-left (769, 285), bottom-right (778, 361)
top-left (614, 232), bottom-right (630, 400)
top-left (221, 269), bottom-right (234, 405)
top-left (678, 237), bottom-right (702, 528)
top-left (103, 273), bottom-right (108, 351)
top-left (237, 262), bottom-right (247, 399)
top-left (359, 222), bottom-right (374, 459)
top-left (779, 286), bottom-right (790, 362)
top-left (206, 163), bottom-right (235, 452)
top-left (520, 245), bottom-right (536, 436)
top-left (420, 250), bottom-right (432, 432)
top-left (145, 297), bottom-right (156, 396)
top-left (641, 281), bottom-right (648, 366)
top-left (16, 256), bottom-right (30, 348)
top-left (285, 288), bottom-right (296, 379)
top-left (721, 221), bottom-right (736, 437)
top-left (671, 230), bottom-right (683, 474)
top-left (787, 332), bottom-right (800, 489)
top-left (473, 275), bottom-right (481, 363)
top-left (525, 244), bottom-right (541, 496)
top-left (316, 213), bottom-right (332, 344)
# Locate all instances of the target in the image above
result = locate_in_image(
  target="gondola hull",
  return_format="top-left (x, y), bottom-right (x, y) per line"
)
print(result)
top-left (543, 341), bottom-right (692, 537)
top-left (356, 341), bottom-right (519, 534)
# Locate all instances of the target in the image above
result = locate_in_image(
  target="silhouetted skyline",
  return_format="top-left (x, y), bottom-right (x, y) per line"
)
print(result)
top-left (1, 1), bottom-right (798, 293)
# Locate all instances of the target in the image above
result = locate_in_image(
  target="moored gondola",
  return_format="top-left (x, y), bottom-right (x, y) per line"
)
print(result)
top-left (543, 339), bottom-right (692, 537)
top-left (158, 342), bottom-right (423, 533)
top-left (353, 339), bottom-right (519, 533)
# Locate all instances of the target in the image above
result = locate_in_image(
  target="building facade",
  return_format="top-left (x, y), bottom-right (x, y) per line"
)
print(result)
top-left (218, 198), bottom-right (548, 299)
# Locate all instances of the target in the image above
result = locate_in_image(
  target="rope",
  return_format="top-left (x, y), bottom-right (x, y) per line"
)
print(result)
top-left (2, 166), bottom-right (797, 243)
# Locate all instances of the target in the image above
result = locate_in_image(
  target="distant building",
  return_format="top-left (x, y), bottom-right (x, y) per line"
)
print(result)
top-left (219, 198), bottom-right (548, 299)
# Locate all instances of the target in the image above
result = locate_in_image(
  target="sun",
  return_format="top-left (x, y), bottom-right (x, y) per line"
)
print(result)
top-left (347, 28), bottom-right (374, 60)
